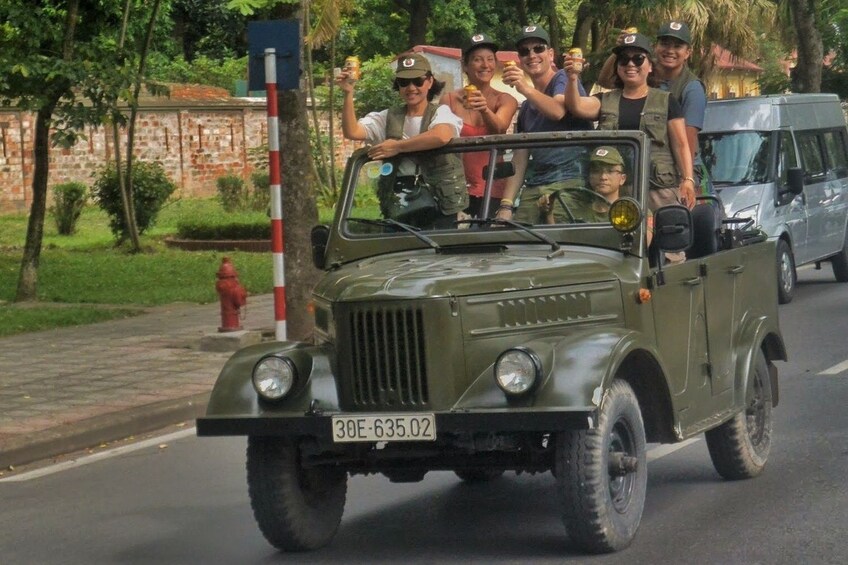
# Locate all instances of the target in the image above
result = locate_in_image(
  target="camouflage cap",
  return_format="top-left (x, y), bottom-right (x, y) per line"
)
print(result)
top-left (395, 53), bottom-right (431, 79)
top-left (590, 146), bottom-right (625, 167)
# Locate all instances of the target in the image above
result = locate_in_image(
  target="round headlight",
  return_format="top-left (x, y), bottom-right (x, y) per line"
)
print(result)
top-left (252, 356), bottom-right (296, 401)
top-left (494, 347), bottom-right (541, 395)
top-left (608, 197), bottom-right (642, 233)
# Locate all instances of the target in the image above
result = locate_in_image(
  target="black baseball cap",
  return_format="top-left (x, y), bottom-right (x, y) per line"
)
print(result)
top-left (463, 33), bottom-right (498, 58)
top-left (657, 21), bottom-right (692, 45)
top-left (612, 33), bottom-right (653, 55)
top-left (516, 24), bottom-right (550, 46)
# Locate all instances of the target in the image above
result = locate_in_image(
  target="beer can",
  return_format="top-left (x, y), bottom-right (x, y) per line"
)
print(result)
top-left (463, 84), bottom-right (478, 109)
top-left (343, 56), bottom-right (361, 81)
top-left (624, 27), bottom-right (638, 34)
top-left (568, 48), bottom-right (584, 72)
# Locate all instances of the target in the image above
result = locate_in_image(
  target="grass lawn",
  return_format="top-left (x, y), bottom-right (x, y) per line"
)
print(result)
top-left (0, 198), bottom-right (280, 336)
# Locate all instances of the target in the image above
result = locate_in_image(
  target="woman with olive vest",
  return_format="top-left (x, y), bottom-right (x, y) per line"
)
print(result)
top-left (563, 33), bottom-right (695, 212)
top-left (338, 52), bottom-right (467, 229)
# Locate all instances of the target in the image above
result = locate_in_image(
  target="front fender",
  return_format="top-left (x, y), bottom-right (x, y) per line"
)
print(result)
top-left (204, 341), bottom-right (339, 417)
top-left (454, 328), bottom-right (661, 411)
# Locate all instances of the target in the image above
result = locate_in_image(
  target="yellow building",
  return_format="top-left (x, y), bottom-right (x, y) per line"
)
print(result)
top-left (703, 45), bottom-right (763, 99)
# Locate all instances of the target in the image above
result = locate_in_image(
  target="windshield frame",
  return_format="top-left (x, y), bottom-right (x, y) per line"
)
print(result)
top-left (323, 131), bottom-right (651, 268)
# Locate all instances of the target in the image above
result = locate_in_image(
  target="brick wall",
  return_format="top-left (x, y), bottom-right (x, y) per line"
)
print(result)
top-left (0, 85), bottom-right (272, 214)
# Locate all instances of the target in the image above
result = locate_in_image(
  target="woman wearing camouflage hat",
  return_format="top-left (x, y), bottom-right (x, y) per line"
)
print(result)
top-left (338, 52), bottom-right (467, 228)
top-left (563, 32), bottom-right (696, 212)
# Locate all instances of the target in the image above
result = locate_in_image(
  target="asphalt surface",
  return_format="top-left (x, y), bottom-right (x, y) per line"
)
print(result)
top-left (0, 294), bottom-right (275, 469)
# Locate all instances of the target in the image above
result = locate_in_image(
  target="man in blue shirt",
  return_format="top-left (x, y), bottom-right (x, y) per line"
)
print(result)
top-left (496, 25), bottom-right (593, 224)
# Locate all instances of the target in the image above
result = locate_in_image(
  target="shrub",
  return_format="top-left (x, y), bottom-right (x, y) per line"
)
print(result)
top-left (176, 207), bottom-right (271, 240)
top-left (49, 182), bottom-right (88, 235)
top-left (92, 162), bottom-right (177, 242)
top-left (216, 174), bottom-right (247, 212)
top-left (249, 170), bottom-right (271, 212)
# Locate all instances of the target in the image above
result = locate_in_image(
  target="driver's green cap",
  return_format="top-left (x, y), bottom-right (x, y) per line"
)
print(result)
top-left (590, 146), bottom-right (625, 167)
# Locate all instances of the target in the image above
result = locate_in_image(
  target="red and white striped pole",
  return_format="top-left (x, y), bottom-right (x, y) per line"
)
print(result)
top-left (265, 48), bottom-right (286, 341)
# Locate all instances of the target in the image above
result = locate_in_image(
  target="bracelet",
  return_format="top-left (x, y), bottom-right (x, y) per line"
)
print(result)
top-left (682, 176), bottom-right (696, 185)
top-left (500, 198), bottom-right (514, 206)
top-left (498, 203), bottom-right (515, 212)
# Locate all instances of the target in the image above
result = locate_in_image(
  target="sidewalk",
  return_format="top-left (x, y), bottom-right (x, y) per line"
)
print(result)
top-left (0, 295), bottom-right (275, 469)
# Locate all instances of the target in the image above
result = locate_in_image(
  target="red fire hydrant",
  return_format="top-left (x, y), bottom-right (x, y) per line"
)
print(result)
top-left (216, 257), bottom-right (247, 332)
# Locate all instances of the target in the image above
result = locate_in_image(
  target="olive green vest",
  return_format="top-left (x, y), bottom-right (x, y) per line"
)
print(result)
top-left (599, 88), bottom-right (679, 190)
top-left (667, 65), bottom-right (704, 106)
top-left (381, 104), bottom-right (467, 215)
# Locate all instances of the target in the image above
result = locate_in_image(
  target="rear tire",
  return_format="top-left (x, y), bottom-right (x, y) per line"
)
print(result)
top-left (705, 350), bottom-right (773, 480)
top-left (556, 380), bottom-right (647, 553)
top-left (831, 229), bottom-right (848, 282)
top-left (776, 239), bottom-right (796, 304)
top-left (246, 436), bottom-right (347, 551)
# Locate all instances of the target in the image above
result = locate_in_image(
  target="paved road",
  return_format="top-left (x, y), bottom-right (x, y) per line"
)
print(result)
top-left (1, 267), bottom-right (846, 564)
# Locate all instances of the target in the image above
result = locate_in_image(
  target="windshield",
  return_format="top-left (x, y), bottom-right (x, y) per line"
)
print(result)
top-left (700, 131), bottom-right (772, 185)
top-left (343, 139), bottom-right (640, 235)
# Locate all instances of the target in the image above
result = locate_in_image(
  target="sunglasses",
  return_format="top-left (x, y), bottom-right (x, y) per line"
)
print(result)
top-left (517, 44), bottom-right (547, 57)
top-left (616, 53), bottom-right (647, 67)
top-left (396, 76), bottom-right (427, 88)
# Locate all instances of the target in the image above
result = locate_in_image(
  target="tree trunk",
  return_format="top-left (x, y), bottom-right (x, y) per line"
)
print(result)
top-left (407, 0), bottom-right (430, 48)
top-left (15, 103), bottom-right (56, 301)
top-left (546, 0), bottom-right (561, 56)
top-left (788, 0), bottom-right (823, 93)
top-left (278, 89), bottom-right (321, 341)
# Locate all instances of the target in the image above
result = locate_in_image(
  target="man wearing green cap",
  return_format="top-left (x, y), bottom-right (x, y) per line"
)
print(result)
top-left (537, 146), bottom-right (629, 224)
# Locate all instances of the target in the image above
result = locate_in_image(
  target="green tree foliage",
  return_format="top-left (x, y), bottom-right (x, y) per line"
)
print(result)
top-left (92, 162), bottom-right (177, 242)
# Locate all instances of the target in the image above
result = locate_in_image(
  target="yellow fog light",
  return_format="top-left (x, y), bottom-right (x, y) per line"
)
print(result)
top-left (608, 197), bottom-right (642, 233)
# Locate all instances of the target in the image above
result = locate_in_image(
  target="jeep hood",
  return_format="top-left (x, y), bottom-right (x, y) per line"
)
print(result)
top-left (313, 247), bottom-right (620, 301)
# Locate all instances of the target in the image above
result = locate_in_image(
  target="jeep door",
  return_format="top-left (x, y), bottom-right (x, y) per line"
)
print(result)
top-left (648, 260), bottom-right (711, 431)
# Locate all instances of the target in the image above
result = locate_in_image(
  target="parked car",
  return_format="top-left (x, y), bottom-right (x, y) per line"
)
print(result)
top-left (700, 93), bottom-right (848, 303)
top-left (197, 131), bottom-right (786, 554)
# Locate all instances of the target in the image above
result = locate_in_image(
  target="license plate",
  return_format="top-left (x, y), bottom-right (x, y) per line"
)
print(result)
top-left (332, 414), bottom-right (436, 443)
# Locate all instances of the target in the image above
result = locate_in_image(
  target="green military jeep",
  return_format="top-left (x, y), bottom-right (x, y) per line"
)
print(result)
top-left (197, 131), bottom-right (786, 554)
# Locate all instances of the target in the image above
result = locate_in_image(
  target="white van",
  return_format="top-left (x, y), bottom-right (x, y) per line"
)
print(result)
top-left (700, 93), bottom-right (848, 303)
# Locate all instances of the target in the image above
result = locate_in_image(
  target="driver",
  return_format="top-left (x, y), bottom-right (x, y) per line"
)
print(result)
top-left (538, 146), bottom-right (627, 224)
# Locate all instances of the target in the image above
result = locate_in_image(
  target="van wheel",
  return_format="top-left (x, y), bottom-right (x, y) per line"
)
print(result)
top-left (831, 230), bottom-right (848, 282)
top-left (247, 436), bottom-right (347, 551)
top-left (555, 380), bottom-right (647, 553)
top-left (776, 239), bottom-right (796, 304)
top-left (704, 350), bottom-right (773, 480)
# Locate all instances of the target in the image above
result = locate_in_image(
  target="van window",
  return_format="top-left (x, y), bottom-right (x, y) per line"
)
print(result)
top-left (822, 130), bottom-right (848, 178)
top-left (776, 131), bottom-right (799, 186)
top-left (699, 131), bottom-right (771, 185)
top-left (797, 132), bottom-right (826, 181)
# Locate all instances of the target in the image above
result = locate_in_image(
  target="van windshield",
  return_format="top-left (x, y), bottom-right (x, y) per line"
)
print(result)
top-left (700, 131), bottom-right (772, 185)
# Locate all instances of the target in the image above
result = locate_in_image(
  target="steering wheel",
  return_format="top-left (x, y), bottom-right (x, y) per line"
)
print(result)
top-left (551, 187), bottom-right (609, 223)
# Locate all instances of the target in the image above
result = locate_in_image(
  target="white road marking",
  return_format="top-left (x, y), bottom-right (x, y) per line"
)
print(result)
top-left (2, 429), bottom-right (703, 483)
top-left (647, 437), bottom-right (701, 462)
top-left (0, 428), bottom-right (196, 483)
top-left (819, 359), bottom-right (848, 376)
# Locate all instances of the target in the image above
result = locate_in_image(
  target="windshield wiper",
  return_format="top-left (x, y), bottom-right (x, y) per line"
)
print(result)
top-left (458, 217), bottom-right (560, 253)
top-left (346, 218), bottom-right (440, 250)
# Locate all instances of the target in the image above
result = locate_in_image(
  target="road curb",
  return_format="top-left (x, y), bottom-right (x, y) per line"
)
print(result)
top-left (0, 393), bottom-right (210, 469)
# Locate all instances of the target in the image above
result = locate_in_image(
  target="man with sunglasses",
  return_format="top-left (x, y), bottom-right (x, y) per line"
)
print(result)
top-left (495, 25), bottom-right (593, 223)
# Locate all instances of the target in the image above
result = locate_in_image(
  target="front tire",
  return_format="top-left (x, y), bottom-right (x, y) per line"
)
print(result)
top-left (705, 350), bottom-right (773, 480)
top-left (776, 239), bottom-right (796, 304)
top-left (556, 380), bottom-right (647, 553)
top-left (246, 436), bottom-right (347, 552)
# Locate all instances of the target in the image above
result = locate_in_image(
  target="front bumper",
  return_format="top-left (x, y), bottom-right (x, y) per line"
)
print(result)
top-left (196, 410), bottom-right (596, 438)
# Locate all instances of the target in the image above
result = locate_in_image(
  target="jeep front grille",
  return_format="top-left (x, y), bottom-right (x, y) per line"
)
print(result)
top-left (347, 306), bottom-right (429, 408)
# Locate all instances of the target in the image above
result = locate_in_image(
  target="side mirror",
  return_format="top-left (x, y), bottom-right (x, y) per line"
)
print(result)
top-left (786, 167), bottom-right (804, 195)
top-left (310, 225), bottom-right (330, 270)
top-left (653, 205), bottom-right (693, 252)
top-left (482, 161), bottom-right (515, 180)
